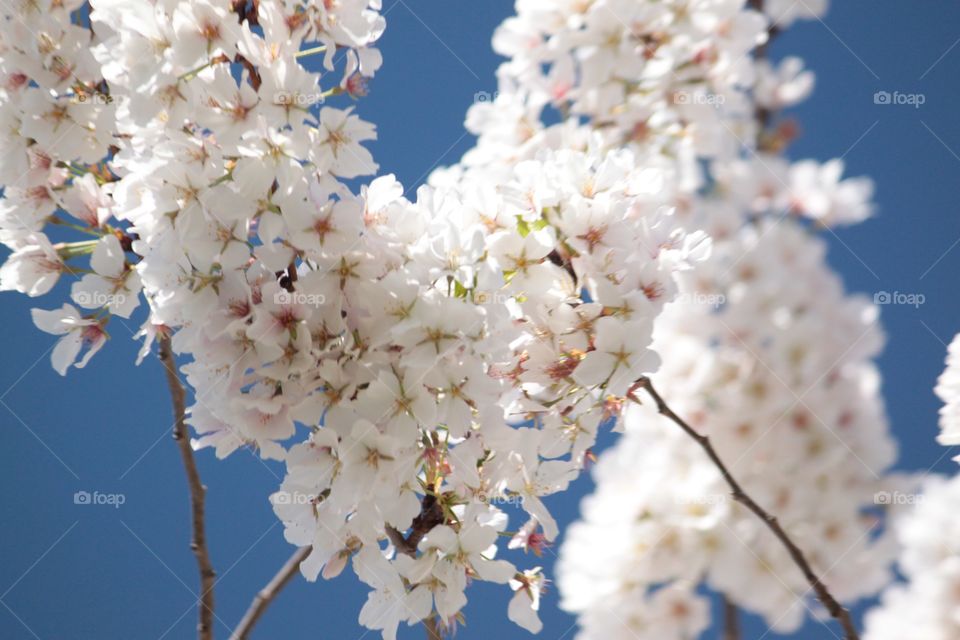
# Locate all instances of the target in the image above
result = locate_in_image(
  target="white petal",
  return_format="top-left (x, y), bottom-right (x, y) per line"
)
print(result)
top-left (51, 334), bottom-right (83, 376)
top-left (508, 590), bottom-right (542, 633)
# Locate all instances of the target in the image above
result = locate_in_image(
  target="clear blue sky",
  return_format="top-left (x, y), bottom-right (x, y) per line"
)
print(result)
top-left (2, 1), bottom-right (959, 638)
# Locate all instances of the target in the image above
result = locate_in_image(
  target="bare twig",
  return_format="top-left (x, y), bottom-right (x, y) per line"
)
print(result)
top-left (721, 594), bottom-right (741, 640)
top-left (158, 335), bottom-right (216, 640)
top-left (632, 377), bottom-right (860, 640)
top-left (229, 547), bottom-right (311, 640)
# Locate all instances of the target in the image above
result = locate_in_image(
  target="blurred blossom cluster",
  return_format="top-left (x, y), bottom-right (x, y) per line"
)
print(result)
top-left (864, 474), bottom-right (960, 640)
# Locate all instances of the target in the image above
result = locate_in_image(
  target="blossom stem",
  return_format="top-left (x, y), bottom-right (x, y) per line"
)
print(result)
top-left (178, 54), bottom-right (230, 81)
top-left (48, 216), bottom-right (101, 237)
top-left (424, 616), bottom-right (442, 640)
top-left (158, 336), bottom-right (216, 640)
top-left (229, 547), bottom-right (311, 640)
top-left (632, 377), bottom-right (860, 640)
top-left (721, 594), bottom-right (740, 640)
top-left (55, 239), bottom-right (100, 259)
top-left (295, 45), bottom-right (327, 58)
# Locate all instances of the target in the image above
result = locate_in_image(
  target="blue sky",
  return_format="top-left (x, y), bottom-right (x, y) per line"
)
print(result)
top-left (2, 1), bottom-right (960, 639)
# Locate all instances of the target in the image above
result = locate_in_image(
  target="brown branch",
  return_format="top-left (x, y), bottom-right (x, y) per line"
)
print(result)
top-left (632, 377), bottom-right (860, 640)
top-left (386, 493), bottom-right (445, 558)
top-left (721, 594), bottom-right (741, 640)
top-left (386, 525), bottom-right (415, 556)
top-left (229, 546), bottom-right (310, 640)
top-left (385, 494), bottom-right (445, 637)
top-left (158, 335), bottom-right (216, 640)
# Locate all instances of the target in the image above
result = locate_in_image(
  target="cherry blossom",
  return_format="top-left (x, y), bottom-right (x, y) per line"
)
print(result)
top-left (31, 303), bottom-right (108, 376)
top-left (0, 0), bottom-right (900, 638)
top-left (863, 474), bottom-right (960, 640)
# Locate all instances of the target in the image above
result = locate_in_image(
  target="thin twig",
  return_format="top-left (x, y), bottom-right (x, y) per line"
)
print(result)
top-left (158, 335), bottom-right (216, 640)
top-left (229, 547), bottom-right (311, 640)
top-left (632, 377), bottom-right (860, 640)
top-left (721, 593), bottom-right (741, 640)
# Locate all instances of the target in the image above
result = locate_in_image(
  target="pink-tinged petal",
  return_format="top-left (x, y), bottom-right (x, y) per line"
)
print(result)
top-left (523, 495), bottom-right (559, 541)
top-left (74, 330), bottom-right (107, 370)
top-left (321, 550), bottom-right (350, 580)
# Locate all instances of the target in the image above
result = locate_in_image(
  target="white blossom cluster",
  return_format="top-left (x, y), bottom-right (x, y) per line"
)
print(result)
top-left (550, 1), bottom-right (898, 638)
top-left (454, 0), bottom-right (767, 183)
top-left (0, 0), bottom-right (716, 636)
top-left (879, 337), bottom-right (960, 637)
top-left (0, 0), bottom-right (898, 636)
top-left (557, 220), bottom-right (897, 636)
top-left (935, 334), bottom-right (960, 455)
top-left (266, 148), bottom-right (700, 637)
top-left (863, 473), bottom-right (960, 640)
top-left (452, 0), bottom-right (872, 231)
top-left (0, 0), bottom-right (387, 371)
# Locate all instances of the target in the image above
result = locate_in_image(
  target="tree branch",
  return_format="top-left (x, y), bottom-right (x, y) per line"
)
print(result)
top-left (386, 493), bottom-right (445, 557)
top-left (158, 335), bottom-right (216, 640)
top-left (721, 594), bottom-right (740, 640)
top-left (229, 546), bottom-right (310, 640)
top-left (385, 494), bottom-right (445, 638)
top-left (632, 377), bottom-right (860, 640)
